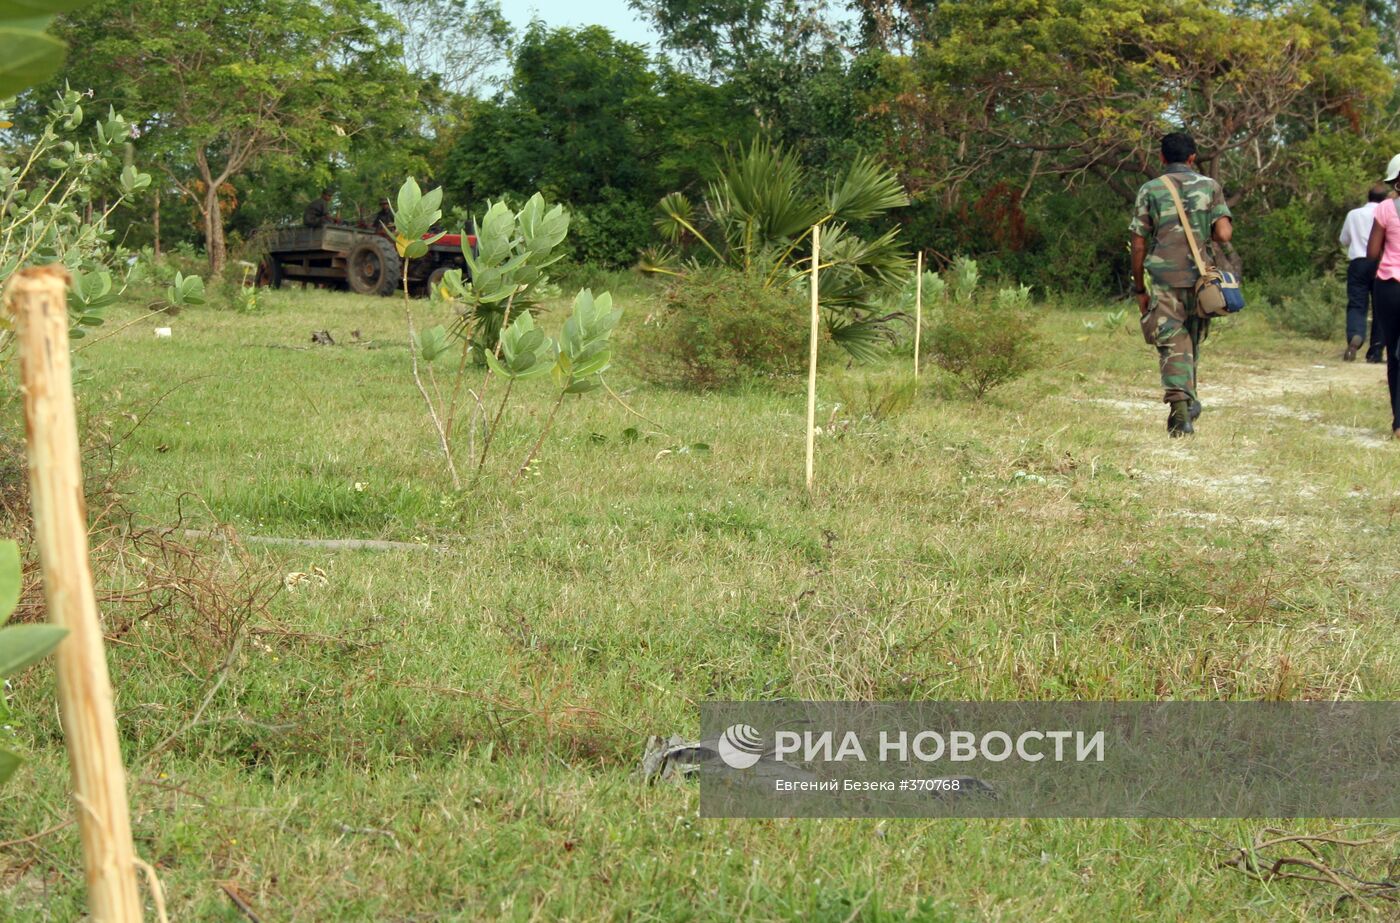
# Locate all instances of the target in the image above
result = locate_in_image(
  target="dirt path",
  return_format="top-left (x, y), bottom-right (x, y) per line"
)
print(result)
top-left (1081, 356), bottom-right (1387, 442)
top-left (1074, 354), bottom-right (1393, 530)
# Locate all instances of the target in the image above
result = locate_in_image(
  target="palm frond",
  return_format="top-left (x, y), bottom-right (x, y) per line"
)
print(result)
top-left (826, 154), bottom-right (909, 221)
top-left (825, 312), bottom-right (894, 363)
top-left (638, 245), bottom-right (682, 275)
top-left (721, 139), bottom-right (824, 246)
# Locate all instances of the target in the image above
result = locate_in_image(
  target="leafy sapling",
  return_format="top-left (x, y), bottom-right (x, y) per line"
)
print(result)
top-left (394, 177), bottom-right (462, 487)
top-left (0, 540), bottom-right (67, 787)
top-left (0, 88), bottom-right (151, 353)
top-left (951, 256), bottom-right (980, 304)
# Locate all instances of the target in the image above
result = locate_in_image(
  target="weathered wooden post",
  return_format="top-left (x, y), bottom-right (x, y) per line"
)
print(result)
top-left (805, 224), bottom-right (821, 491)
top-left (6, 266), bottom-right (143, 922)
top-left (913, 251), bottom-right (923, 380)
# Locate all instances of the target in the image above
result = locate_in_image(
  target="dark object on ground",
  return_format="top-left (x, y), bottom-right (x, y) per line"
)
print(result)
top-left (1367, 348), bottom-right (1384, 363)
top-left (636, 736), bottom-right (993, 802)
top-left (639, 734), bottom-right (817, 787)
top-left (1344, 334), bottom-right (1363, 362)
top-left (253, 225), bottom-right (478, 298)
top-left (310, 330), bottom-right (334, 346)
top-left (1169, 400), bottom-right (1194, 437)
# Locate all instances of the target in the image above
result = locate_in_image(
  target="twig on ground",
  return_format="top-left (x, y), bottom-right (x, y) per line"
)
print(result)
top-left (113, 374), bottom-right (214, 447)
top-left (336, 822), bottom-right (402, 851)
top-left (0, 818), bottom-right (74, 850)
top-left (1214, 824), bottom-right (1400, 909)
top-left (220, 882), bottom-right (263, 922)
top-left (142, 630), bottom-right (244, 763)
top-left (600, 375), bottom-right (669, 434)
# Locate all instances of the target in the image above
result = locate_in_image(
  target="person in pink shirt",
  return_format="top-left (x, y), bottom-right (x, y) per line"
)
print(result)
top-left (1365, 154), bottom-right (1400, 439)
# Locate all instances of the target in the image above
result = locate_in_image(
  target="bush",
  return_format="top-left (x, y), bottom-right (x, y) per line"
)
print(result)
top-left (568, 188), bottom-right (654, 269)
top-left (633, 268), bottom-right (809, 389)
top-left (1258, 272), bottom-right (1344, 340)
top-left (832, 371), bottom-right (916, 423)
top-left (927, 288), bottom-right (1044, 398)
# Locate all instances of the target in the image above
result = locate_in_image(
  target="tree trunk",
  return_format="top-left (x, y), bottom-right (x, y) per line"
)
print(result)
top-left (203, 186), bottom-right (226, 275)
top-left (152, 187), bottom-right (161, 258)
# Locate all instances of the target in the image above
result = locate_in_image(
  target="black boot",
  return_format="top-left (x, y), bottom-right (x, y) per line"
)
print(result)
top-left (1168, 400), bottom-right (1194, 437)
top-left (1366, 346), bottom-right (1384, 364)
top-left (1188, 398), bottom-right (1202, 421)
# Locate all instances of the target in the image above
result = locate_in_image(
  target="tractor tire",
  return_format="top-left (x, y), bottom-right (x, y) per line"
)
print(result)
top-left (347, 237), bottom-right (402, 296)
top-left (427, 265), bottom-right (450, 298)
top-left (256, 257), bottom-right (283, 289)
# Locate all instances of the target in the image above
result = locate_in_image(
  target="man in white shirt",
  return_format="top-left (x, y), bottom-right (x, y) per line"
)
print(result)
top-left (1340, 184), bottom-right (1389, 362)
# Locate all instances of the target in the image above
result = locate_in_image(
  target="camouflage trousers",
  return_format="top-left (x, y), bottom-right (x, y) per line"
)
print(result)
top-left (1140, 287), bottom-right (1210, 404)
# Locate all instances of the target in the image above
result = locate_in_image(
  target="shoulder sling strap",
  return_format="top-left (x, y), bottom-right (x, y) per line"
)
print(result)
top-left (1160, 175), bottom-right (1212, 277)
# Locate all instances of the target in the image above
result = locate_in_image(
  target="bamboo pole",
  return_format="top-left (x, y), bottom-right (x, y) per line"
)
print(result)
top-left (805, 224), bottom-right (821, 491)
top-left (913, 251), bottom-right (923, 380)
top-left (7, 266), bottom-right (143, 923)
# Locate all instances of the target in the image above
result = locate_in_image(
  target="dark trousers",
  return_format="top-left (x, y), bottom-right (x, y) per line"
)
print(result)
top-left (1371, 278), bottom-right (1400, 430)
top-left (1346, 257), bottom-right (1379, 346)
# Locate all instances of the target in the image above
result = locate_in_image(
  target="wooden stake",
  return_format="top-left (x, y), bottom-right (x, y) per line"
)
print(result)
top-left (805, 224), bottom-right (821, 491)
top-left (913, 251), bottom-right (923, 380)
top-left (7, 266), bottom-right (143, 923)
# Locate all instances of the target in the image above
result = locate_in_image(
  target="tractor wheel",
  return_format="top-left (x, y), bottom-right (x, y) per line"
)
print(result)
top-left (347, 238), bottom-right (402, 296)
top-left (256, 257), bottom-right (283, 289)
top-left (427, 265), bottom-right (450, 298)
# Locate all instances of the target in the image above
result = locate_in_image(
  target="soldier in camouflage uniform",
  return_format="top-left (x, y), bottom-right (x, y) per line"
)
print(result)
top-left (1129, 132), bottom-right (1235, 437)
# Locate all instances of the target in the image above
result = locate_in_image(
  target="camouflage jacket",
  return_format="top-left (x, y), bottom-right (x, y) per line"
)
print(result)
top-left (1129, 164), bottom-right (1233, 289)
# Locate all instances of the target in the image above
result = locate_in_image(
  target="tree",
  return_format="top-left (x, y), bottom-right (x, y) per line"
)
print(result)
top-left (883, 0), bottom-right (1390, 206)
top-left (442, 24), bottom-right (752, 267)
top-left (382, 0), bottom-right (513, 100)
top-left (630, 0), bottom-right (891, 181)
top-left (52, 0), bottom-right (428, 273)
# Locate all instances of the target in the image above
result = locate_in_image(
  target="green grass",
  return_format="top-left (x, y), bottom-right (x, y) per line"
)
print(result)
top-left (1, 281), bottom-right (1398, 920)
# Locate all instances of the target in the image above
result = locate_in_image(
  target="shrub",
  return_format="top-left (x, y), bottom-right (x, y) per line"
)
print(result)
top-left (832, 372), bottom-right (916, 423)
top-left (568, 189), bottom-right (654, 269)
top-left (1258, 272), bottom-right (1344, 340)
top-left (928, 288), bottom-right (1044, 399)
top-left (634, 268), bottom-right (809, 389)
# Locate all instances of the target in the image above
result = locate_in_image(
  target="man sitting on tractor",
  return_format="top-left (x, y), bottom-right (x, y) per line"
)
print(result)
top-left (303, 188), bottom-right (335, 228)
top-left (372, 197), bottom-right (395, 233)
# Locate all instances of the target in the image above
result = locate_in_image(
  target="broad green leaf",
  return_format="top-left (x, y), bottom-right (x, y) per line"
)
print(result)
top-left (0, 540), bottom-right (19, 626)
top-left (119, 164), bottom-right (150, 194)
top-left (0, 20), bottom-right (63, 100)
top-left (516, 328), bottom-right (544, 354)
top-left (0, 623), bottom-right (67, 677)
top-left (416, 325), bottom-right (449, 361)
top-left (484, 349), bottom-right (510, 379)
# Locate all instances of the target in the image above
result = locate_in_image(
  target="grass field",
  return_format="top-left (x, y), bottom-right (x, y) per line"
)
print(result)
top-left (2, 277), bottom-right (1399, 920)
